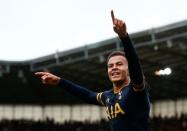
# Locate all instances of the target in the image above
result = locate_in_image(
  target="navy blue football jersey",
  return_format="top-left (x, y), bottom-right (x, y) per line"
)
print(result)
top-left (97, 84), bottom-right (150, 131)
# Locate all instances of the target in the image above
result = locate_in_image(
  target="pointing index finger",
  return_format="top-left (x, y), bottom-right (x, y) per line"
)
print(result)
top-left (35, 72), bottom-right (46, 77)
top-left (111, 10), bottom-right (115, 24)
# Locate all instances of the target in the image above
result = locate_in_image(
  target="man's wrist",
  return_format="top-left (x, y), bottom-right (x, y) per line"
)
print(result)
top-left (119, 32), bottom-right (129, 39)
top-left (119, 32), bottom-right (128, 38)
top-left (57, 78), bottom-right (62, 86)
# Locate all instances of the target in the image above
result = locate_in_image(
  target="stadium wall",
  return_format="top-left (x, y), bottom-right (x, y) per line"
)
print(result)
top-left (0, 99), bottom-right (187, 122)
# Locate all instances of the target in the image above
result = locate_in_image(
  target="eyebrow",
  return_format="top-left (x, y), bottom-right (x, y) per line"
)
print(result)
top-left (108, 61), bottom-right (123, 66)
top-left (108, 60), bottom-right (123, 64)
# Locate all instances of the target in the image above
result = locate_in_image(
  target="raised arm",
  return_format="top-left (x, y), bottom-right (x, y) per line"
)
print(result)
top-left (111, 10), bottom-right (144, 90)
top-left (35, 72), bottom-right (102, 105)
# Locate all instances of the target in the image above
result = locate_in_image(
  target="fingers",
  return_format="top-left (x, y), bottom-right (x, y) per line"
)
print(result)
top-left (35, 72), bottom-right (49, 84)
top-left (41, 75), bottom-right (49, 84)
top-left (119, 21), bottom-right (124, 27)
top-left (111, 10), bottom-right (115, 25)
top-left (118, 20), bottom-right (124, 28)
top-left (35, 72), bottom-right (59, 85)
top-left (113, 19), bottom-right (124, 31)
top-left (35, 72), bottom-right (48, 77)
top-left (111, 10), bottom-right (124, 27)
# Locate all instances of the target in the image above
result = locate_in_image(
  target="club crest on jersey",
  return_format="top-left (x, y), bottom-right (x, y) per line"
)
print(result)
top-left (106, 102), bottom-right (125, 119)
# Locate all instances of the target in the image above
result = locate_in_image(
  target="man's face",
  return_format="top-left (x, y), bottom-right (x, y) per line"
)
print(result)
top-left (107, 55), bottom-right (128, 83)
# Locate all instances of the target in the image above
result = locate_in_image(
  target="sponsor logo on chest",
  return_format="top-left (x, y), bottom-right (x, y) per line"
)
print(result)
top-left (106, 102), bottom-right (125, 119)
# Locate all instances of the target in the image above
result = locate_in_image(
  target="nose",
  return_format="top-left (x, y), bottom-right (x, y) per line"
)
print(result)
top-left (112, 64), bottom-right (118, 70)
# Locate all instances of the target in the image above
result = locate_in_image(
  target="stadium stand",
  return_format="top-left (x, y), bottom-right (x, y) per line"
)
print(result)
top-left (0, 20), bottom-right (187, 130)
top-left (0, 115), bottom-right (186, 131)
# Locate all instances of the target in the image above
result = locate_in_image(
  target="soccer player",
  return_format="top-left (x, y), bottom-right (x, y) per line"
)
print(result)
top-left (35, 10), bottom-right (150, 131)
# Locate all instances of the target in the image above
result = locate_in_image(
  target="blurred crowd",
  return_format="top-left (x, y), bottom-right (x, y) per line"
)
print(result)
top-left (151, 114), bottom-right (187, 131)
top-left (0, 118), bottom-right (109, 131)
top-left (0, 114), bottom-right (186, 131)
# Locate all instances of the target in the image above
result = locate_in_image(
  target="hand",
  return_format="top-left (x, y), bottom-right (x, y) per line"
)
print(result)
top-left (35, 72), bottom-right (61, 86)
top-left (111, 10), bottom-right (128, 38)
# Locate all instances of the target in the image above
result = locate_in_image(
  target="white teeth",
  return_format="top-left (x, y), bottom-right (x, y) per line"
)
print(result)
top-left (112, 72), bottom-right (120, 76)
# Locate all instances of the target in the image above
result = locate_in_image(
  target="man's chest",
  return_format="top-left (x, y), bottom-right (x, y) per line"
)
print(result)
top-left (105, 91), bottom-right (127, 119)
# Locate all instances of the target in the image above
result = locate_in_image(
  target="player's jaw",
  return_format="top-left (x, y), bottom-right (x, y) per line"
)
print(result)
top-left (107, 56), bottom-right (128, 84)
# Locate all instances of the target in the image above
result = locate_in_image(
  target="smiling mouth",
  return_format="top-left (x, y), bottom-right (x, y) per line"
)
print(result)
top-left (112, 72), bottom-right (120, 77)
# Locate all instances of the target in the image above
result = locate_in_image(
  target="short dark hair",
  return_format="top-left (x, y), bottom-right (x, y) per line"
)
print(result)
top-left (107, 51), bottom-right (126, 63)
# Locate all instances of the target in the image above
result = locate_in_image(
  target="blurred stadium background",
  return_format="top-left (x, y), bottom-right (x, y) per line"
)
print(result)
top-left (0, 20), bottom-right (187, 130)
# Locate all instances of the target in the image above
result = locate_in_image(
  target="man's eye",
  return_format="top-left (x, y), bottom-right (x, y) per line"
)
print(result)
top-left (108, 65), bottom-right (112, 68)
top-left (117, 62), bottom-right (122, 65)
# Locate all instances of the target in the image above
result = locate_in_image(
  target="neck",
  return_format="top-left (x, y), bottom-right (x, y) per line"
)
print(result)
top-left (113, 77), bottom-right (130, 93)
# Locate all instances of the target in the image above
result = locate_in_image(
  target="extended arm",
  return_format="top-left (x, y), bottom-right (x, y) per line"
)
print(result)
top-left (120, 35), bottom-right (144, 88)
top-left (59, 78), bottom-right (100, 104)
top-left (35, 72), bottom-right (101, 105)
top-left (111, 10), bottom-right (144, 90)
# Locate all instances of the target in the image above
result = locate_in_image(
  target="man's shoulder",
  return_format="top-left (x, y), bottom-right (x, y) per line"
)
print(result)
top-left (103, 89), bottom-right (113, 94)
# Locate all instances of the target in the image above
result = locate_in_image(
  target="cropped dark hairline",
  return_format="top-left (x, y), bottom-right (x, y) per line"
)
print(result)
top-left (107, 51), bottom-right (126, 63)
